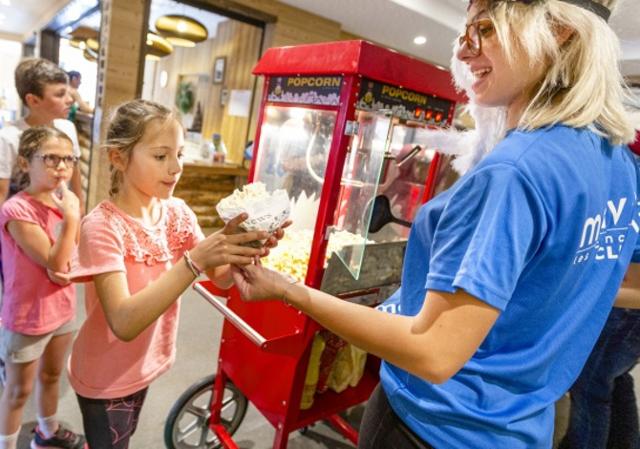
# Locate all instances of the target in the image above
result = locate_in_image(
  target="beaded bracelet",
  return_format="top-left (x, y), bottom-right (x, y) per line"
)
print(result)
top-left (183, 250), bottom-right (202, 278)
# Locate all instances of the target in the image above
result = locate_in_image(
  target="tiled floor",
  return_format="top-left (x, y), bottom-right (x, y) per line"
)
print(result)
top-left (10, 283), bottom-right (634, 448)
top-left (15, 284), bottom-right (357, 449)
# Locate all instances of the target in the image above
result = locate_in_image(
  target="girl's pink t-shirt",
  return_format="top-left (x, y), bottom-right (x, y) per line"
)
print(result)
top-left (67, 198), bottom-right (204, 399)
top-left (0, 191), bottom-right (75, 335)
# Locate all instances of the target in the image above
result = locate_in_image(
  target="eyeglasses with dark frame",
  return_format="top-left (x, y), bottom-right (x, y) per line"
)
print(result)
top-left (33, 154), bottom-right (79, 168)
top-left (458, 18), bottom-right (496, 57)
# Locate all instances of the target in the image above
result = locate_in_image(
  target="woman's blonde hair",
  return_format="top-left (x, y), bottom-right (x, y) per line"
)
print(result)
top-left (104, 99), bottom-right (179, 197)
top-left (16, 126), bottom-right (72, 190)
top-left (472, 0), bottom-right (637, 144)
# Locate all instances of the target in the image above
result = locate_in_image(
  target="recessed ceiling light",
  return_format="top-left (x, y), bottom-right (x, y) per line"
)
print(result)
top-left (414, 36), bottom-right (427, 45)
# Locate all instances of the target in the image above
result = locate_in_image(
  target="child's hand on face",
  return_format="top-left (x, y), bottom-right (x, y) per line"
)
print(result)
top-left (50, 182), bottom-right (80, 221)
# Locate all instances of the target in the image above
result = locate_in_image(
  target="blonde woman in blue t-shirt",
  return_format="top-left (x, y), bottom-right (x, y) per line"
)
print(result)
top-left (232, 1), bottom-right (640, 448)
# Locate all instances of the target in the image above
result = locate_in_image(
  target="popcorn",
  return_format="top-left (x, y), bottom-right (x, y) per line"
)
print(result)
top-left (216, 182), bottom-right (290, 233)
top-left (262, 229), bottom-right (370, 282)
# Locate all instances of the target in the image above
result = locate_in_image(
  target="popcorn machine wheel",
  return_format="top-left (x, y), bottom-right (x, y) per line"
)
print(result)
top-left (164, 40), bottom-right (464, 449)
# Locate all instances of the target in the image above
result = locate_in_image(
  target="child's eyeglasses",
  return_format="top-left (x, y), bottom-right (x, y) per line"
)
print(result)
top-left (458, 18), bottom-right (496, 57)
top-left (34, 154), bottom-right (79, 168)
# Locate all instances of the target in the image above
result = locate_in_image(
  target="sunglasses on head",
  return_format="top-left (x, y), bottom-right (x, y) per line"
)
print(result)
top-left (33, 154), bottom-right (79, 168)
top-left (467, 0), bottom-right (610, 21)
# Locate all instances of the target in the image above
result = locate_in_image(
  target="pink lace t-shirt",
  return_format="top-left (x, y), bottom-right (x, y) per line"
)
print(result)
top-left (68, 198), bottom-right (204, 399)
top-left (0, 191), bottom-right (75, 335)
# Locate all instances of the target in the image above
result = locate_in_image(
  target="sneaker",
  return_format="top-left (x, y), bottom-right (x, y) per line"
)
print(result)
top-left (30, 424), bottom-right (87, 449)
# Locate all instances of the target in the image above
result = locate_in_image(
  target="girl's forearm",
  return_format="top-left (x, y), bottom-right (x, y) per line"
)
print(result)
top-left (101, 258), bottom-right (196, 341)
top-left (47, 218), bottom-right (79, 272)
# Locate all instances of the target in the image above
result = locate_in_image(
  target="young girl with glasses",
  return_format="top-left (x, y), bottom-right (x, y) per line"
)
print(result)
top-left (66, 99), bottom-right (278, 449)
top-left (0, 126), bottom-right (85, 449)
top-left (232, 0), bottom-right (639, 448)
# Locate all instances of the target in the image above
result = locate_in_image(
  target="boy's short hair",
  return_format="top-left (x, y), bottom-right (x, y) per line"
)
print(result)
top-left (14, 58), bottom-right (68, 103)
top-left (67, 70), bottom-right (81, 81)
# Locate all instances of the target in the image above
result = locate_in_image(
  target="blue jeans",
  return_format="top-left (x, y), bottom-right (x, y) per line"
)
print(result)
top-left (560, 307), bottom-right (640, 449)
top-left (358, 384), bottom-right (435, 449)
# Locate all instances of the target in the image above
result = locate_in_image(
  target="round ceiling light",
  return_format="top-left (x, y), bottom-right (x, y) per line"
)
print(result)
top-left (69, 38), bottom-right (85, 49)
top-left (83, 47), bottom-right (98, 62)
top-left (146, 32), bottom-right (173, 60)
top-left (86, 37), bottom-right (99, 51)
top-left (155, 14), bottom-right (208, 47)
top-left (413, 36), bottom-right (427, 45)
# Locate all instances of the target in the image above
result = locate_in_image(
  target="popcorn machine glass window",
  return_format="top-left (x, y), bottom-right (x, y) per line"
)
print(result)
top-left (253, 105), bottom-right (338, 282)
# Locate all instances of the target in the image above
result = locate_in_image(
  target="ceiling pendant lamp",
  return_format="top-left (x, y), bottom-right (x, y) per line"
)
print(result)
top-left (83, 47), bottom-right (98, 62)
top-left (155, 14), bottom-right (207, 47)
top-left (146, 32), bottom-right (173, 60)
top-left (69, 38), bottom-right (85, 49)
top-left (86, 37), bottom-right (99, 52)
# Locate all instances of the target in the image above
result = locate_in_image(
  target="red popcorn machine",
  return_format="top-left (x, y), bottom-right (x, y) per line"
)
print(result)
top-left (165, 40), bottom-right (465, 449)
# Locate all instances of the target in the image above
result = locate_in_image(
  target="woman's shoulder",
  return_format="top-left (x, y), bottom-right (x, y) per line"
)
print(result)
top-left (484, 125), bottom-right (599, 168)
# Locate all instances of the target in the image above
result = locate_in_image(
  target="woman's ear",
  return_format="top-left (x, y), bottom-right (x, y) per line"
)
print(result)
top-left (107, 147), bottom-right (127, 171)
top-left (554, 24), bottom-right (575, 47)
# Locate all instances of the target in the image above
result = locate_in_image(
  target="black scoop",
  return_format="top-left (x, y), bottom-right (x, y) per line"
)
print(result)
top-left (368, 195), bottom-right (412, 233)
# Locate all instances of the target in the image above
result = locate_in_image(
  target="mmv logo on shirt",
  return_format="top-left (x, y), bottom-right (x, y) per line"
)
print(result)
top-left (573, 197), bottom-right (639, 265)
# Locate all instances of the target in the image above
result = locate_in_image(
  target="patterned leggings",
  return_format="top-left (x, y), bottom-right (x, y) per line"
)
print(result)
top-left (76, 388), bottom-right (148, 449)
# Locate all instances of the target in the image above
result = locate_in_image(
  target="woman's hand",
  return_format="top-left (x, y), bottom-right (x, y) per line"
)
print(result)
top-left (51, 182), bottom-right (80, 222)
top-left (190, 229), bottom-right (268, 271)
top-left (231, 263), bottom-right (295, 302)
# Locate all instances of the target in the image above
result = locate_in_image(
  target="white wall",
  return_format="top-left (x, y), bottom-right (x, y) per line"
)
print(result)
top-left (0, 38), bottom-right (22, 124)
top-left (58, 38), bottom-right (97, 110)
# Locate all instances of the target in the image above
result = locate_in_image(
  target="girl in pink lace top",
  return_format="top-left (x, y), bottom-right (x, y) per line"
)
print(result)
top-left (68, 100), bottom-right (275, 449)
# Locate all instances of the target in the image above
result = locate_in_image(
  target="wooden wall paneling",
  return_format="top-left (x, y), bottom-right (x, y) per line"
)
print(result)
top-left (88, 0), bottom-right (146, 209)
top-left (94, 0), bottom-right (356, 209)
top-left (218, 21), bottom-right (262, 163)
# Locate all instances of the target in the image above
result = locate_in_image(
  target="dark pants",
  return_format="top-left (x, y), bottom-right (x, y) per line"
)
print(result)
top-left (358, 384), bottom-right (435, 449)
top-left (560, 307), bottom-right (640, 449)
top-left (76, 388), bottom-right (148, 449)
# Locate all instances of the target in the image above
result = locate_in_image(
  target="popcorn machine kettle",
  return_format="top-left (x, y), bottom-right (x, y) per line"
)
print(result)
top-left (165, 40), bottom-right (465, 449)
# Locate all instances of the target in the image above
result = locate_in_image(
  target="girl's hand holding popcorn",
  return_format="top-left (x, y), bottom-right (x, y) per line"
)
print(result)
top-left (189, 222), bottom-right (269, 271)
top-left (220, 213), bottom-right (291, 256)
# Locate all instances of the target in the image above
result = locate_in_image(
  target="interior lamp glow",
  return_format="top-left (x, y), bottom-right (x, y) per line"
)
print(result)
top-left (155, 15), bottom-right (208, 47)
top-left (413, 36), bottom-right (427, 45)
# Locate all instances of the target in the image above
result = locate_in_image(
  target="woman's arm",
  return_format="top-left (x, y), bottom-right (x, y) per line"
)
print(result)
top-left (7, 188), bottom-right (79, 272)
top-left (95, 230), bottom-right (266, 342)
top-left (233, 265), bottom-right (500, 383)
top-left (614, 263), bottom-right (640, 309)
top-left (71, 88), bottom-right (93, 114)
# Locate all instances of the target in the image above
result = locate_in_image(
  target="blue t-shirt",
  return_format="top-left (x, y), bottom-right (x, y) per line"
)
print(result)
top-left (380, 125), bottom-right (640, 449)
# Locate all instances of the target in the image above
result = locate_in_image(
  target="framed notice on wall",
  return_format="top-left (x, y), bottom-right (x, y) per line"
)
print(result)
top-left (213, 57), bottom-right (226, 84)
